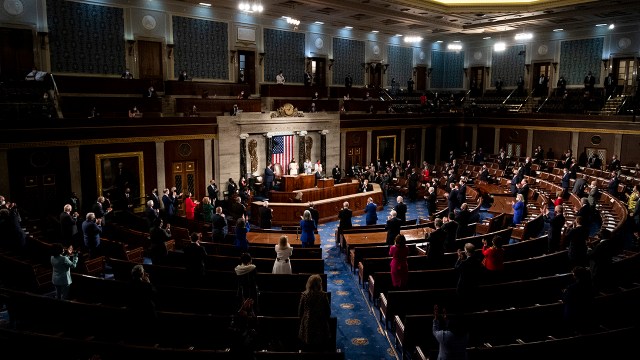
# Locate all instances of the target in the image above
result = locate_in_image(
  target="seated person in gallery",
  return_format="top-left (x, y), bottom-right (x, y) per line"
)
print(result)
top-left (25, 66), bottom-right (48, 81)
top-left (231, 104), bottom-right (240, 116)
top-left (128, 106), bottom-right (142, 118)
top-left (310, 103), bottom-right (317, 113)
top-left (312, 92), bottom-right (319, 100)
top-left (178, 70), bottom-right (189, 81)
top-left (189, 105), bottom-right (199, 117)
top-left (144, 86), bottom-right (157, 98)
top-left (121, 68), bottom-right (133, 79)
top-left (237, 90), bottom-right (249, 100)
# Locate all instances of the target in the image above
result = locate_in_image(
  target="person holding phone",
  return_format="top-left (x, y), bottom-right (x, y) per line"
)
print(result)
top-left (51, 243), bottom-right (79, 300)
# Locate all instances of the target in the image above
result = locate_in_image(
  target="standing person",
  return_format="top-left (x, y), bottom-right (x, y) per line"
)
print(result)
top-left (511, 193), bottom-right (525, 225)
top-left (259, 201), bottom-right (273, 229)
top-left (565, 216), bottom-right (590, 268)
top-left (211, 206), bottom-right (228, 243)
top-left (82, 212), bottom-right (102, 259)
top-left (557, 76), bottom-right (567, 95)
top-left (588, 228), bottom-right (615, 292)
top-left (303, 159), bottom-right (313, 175)
top-left (51, 243), bottom-right (78, 300)
top-left (364, 197), bottom-right (378, 225)
top-left (304, 70), bottom-right (312, 87)
top-left (495, 77), bottom-right (503, 93)
top-left (184, 192), bottom-right (198, 220)
top-left (544, 205), bottom-right (566, 253)
top-left (234, 216), bottom-right (251, 252)
top-left (455, 243), bottom-right (484, 311)
top-left (201, 197), bottom-right (214, 222)
top-left (562, 266), bottom-right (594, 334)
top-left (183, 232), bottom-right (208, 284)
top-left (59, 204), bottom-right (78, 248)
top-left (298, 274), bottom-right (331, 352)
top-left (481, 236), bottom-right (505, 272)
top-left (272, 235), bottom-right (293, 274)
top-left (394, 196), bottom-right (408, 222)
top-left (276, 70), bottom-right (285, 84)
top-left (425, 187), bottom-right (437, 217)
top-left (432, 305), bottom-right (469, 360)
top-left (385, 210), bottom-right (403, 246)
top-left (161, 188), bottom-right (176, 224)
top-left (332, 164), bottom-right (342, 183)
top-left (207, 179), bottom-right (218, 205)
top-left (344, 73), bottom-right (353, 93)
top-left (389, 234), bottom-right (409, 289)
top-left (289, 158), bottom-right (299, 176)
top-left (338, 201), bottom-right (353, 231)
top-left (426, 218), bottom-right (446, 268)
top-left (148, 218), bottom-right (171, 265)
top-left (235, 253), bottom-right (258, 304)
top-left (307, 202), bottom-right (320, 227)
top-left (264, 162), bottom-right (275, 195)
top-left (299, 210), bottom-right (317, 247)
top-left (127, 264), bottom-right (158, 343)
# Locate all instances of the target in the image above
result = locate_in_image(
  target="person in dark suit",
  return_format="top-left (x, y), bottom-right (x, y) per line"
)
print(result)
top-left (59, 204), bottom-right (78, 248)
top-left (307, 202), bottom-right (320, 227)
top-left (565, 216), bottom-right (590, 268)
top-left (178, 70), bottom-right (189, 81)
top-left (332, 165), bottom-right (342, 184)
top-left (338, 201), bottom-right (353, 231)
top-left (161, 188), bottom-right (176, 224)
top-left (394, 196), bottom-right (407, 222)
top-left (183, 232), bottom-right (208, 284)
top-left (264, 163), bottom-right (275, 195)
top-left (447, 183), bottom-right (460, 215)
top-left (442, 213), bottom-right (459, 252)
top-left (82, 212), bottom-right (102, 258)
top-left (148, 218), bottom-right (171, 265)
top-left (561, 168), bottom-right (571, 199)
top-left (478, 165), bottom-right (490, 182)
top-left (509, 170), bottom-right (519, 196)
top-left (211, 206), bottom-right (228, 243)
top-left (455, 242), bottom-right (484, 310)
top-left (304, 70), bottom-right (312, 87)
top-left (67, 192), bottom-right (80, 214)
top-left (455, 203), bottom-right (472, 238)
top-left (604, 72), bottom-right (615, 98)
top-left (149, 188), bottom-right (161, 210)
top-left (121, 68), bottom-right (133, 79)
top-left (207, 179), bottom-right (218, 204)
top-left (583, 71), bottom-right (595, 92)
top-left (364, 197), bottom-right (378, 225)
top-left (425, 186), bottom-right (438, 217)
top-left (408, 168), bottom-right (419, 202)
top-left (494, 77), bottom-right (503, 93)
top-left (608, 155), bottom-right (621, 171)
top-left (544, 205), bottom-right (566, 253)
top-left (426, 218), bottom-right (446, 268)
top-left (517, 179), bottom-right (530, 208)
top-left (607, 171), bottom-right (620, 197)
top-left (572, 176), bottom-right (588, 198)
top-left (587, 180), bottom-right (601, 208)
top-left (259, 201), bottom-right (273, 229)
top-left (456, 179), bottom-right (467, 207)
top-left (144, 200), bottom-right (159, 229)
top-left (557, 76), bottom-right (567, 95)
top-left (227, 178), bottom-right (238, 199)
top-left (588, 228), bottom-right (615, 292)
top-left (587, 153), bottom-right (602, 169)
top-left (144, 86), bottom-right (157, 98)
top-left (385, 210), bottom-right (403, 246)
top-left (562, 266), bottom-right (593, 334)
top-left (359, 179), bottom-right (370, 193)
top-left (344, 73), bottom-right (353, 93)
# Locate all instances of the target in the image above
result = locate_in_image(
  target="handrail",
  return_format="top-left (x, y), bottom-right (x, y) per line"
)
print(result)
top-left (616, 96), bottom-right (628, 115)
top-left (502, 88), bottom-right (517, 105)
top-left (49, 73), bottom-right (64, 119)
top-left (535, 96), bottom-right (550, 113)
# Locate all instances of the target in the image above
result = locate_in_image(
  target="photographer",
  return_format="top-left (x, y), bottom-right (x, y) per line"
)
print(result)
top-left (432, 305), bottom-right (469, 359)
top-left (50, 243), bottom-right (79, 300)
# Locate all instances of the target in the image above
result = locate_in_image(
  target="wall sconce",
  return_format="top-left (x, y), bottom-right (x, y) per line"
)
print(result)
top-left (259, 52), bottom-right (265, 65)
top-left (37, 31), bottom-right (48, 49)
top-left (463, 68), bottom-right (468, 78)
top-left (329, 59), bottom-right (334, 70)
top-left (383, 64), bottom-right (390, 74)
top-left (127, 40), bottom-right (136, 56)
top-left (602, 59), bottom-right (609, 69)
top-left (230, 50), bottom-right (237, 64)
top-left (166, 44), bottom-right (174, 59)
top-left (552, 62), bottom-right (558, 71)
top-left (525, 64), bottom-right (531, 74)
top-left (428, 68), bottom-right (433, 77)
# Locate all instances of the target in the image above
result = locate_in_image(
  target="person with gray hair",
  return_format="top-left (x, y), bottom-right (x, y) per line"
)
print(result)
top-left (144, 199), bottom-right (159, 229)
top-left (82, 212), bottom-right (102, 258)
top-left (338, 201), bottom-right (353, 231)
top-left (385, 209), bottom-right (403, 246)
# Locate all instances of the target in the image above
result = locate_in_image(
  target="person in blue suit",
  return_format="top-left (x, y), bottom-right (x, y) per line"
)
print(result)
top-left (234, 215), bottom-right (251, 252)
top-left (82, 212), bottom-right (102, 258)
top-left (299, 210), bottom-right (317, 247)
top-left (364, 197), bottom-right (378, 225)
top-left (512, 193), bottom-right (525, 226)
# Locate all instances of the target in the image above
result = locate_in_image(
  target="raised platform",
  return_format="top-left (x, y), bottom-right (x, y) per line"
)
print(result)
top-left (268, 180), bottom-right (357, 203)
top-left (250, 183), bottom-right (384, 227)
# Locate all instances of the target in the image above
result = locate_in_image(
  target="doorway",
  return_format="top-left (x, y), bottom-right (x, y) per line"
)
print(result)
top-left (368, 63), bottom-right (382, 88)
top-left (238, 50), bottom-right (256, 94)
top-left (416, 66), bottom-right (426, 92)
top-left (533, 62), bottom-right (551, 97)
top-left (171, 161), bottom-right (197, 215)
top-left (0, 27), bottom-right (34, 81)
top-left (138, 40), bottom-right (163, 89)
top-left (309, 57), bottom-right (326, 88)
top-left (346, 147), bottom-right (363, 172)
top-left (469, 66), bottom-right (484, 97)
top-left (613, 57), bottom-right (636, 95)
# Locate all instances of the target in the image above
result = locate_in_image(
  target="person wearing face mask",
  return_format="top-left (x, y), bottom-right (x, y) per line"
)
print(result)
top-left (121, 68), bottom-right (133, 79)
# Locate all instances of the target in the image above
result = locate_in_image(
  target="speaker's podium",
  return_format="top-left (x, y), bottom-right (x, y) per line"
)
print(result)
top-left (280, 174), bottom-right (316, 192)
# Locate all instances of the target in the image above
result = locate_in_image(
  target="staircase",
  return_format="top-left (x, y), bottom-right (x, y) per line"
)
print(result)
top-left (599, 96), bottom-right (625, 115)
top-left (518, 97), bottom-right (538, 113)
top-left (161, 96), bottom-right (174, 116)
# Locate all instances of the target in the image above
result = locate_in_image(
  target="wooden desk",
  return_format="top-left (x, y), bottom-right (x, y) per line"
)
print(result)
top-left (268, 181), bottom-right (358, 203)
top-left (342, 228), bottom-right (433, 251)
top-left (279, 174), bottom-right (316, 192)
top-left (318, 178), bottom-right (334, 188)
top-left (247, 231), bottom-right (321, 246)
top-left (475, 182), bottom-right (515, 215)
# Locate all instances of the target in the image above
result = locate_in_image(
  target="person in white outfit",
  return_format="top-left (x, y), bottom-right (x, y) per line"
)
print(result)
top-left (303, 159), bottom-right (313, 175)
top-left (272, 235), bottom-right (293, 274)
top-left (289, 158), bottom-right (299, 176)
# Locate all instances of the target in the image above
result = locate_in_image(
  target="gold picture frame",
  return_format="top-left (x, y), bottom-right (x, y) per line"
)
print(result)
top-left (95, 152), bottom-right (145, 212)
top-left (376, 135), bottom-right (397, 164)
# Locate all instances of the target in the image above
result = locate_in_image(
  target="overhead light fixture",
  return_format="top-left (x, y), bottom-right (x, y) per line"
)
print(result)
top-left (595, 23), bottom-right (608, 27)
top-left (199, 2), bottom-right (211, 6)
top-left (447, 43), bottom-right (462, 50)
top-left (453, 40), bottom-right (460, 43)
top-left (553, 28), bottom-right (564, 32)
top-left (395, 34), bottom-right (403, 37)
top-left (404, 36), bottom-right (423, 43)
top-left (371, 30), bottom-right (379, 33)
top-left (494, 42), bottom-right (506, 51)
top-left (483, 36), bottom-right (492, 39)
top-left (314, 21), bottom-right (324, 25)
top-left (344, 26), bottom-right (353, 29)
top-left (435, 40), bottom-right (443, 43)
top-left (284, 17), bottom-right (300, 26)
top-left (515, 32), bottom-right (533, 40)
top-left (608, 24), bottom-right (615, 29)
top-left (239, 1), bottom-right (263, 13)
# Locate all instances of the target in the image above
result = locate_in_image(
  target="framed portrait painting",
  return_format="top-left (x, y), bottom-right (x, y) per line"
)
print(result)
top-left (95, 152), bottom-right (145, 211)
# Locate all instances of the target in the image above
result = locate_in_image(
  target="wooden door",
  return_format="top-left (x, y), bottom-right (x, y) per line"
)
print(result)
top-left (171, 161), bottom-right (197, 215)
top-left (470, 66), bottom-right (484, 97)
top-left (311, 57), bottom-right (326, 88)
top-left (416, 66), bottom-right (426, 91)
top-left (239, 50), bottom-right (256, 94)
top-left (0, 27), bottom-right (34, 81)
top-left (533, 62), bottom-right (551, 97)
top-left (613, 57), bottom-right (636, 95)
top-left (138, 40), bottom-right (163, 82)
top-left (346, 147), bottom-right (363, 173)
top-left (368, 64), bottom-right (382, 88)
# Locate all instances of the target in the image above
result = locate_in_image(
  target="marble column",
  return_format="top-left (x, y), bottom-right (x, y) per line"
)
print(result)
top-left (155, 141), bottom-right (165, 192)
top-left (68, 146), bottom-right (82, 202)
top-left (240, 133), bottom-right (248, 180)
top-left (213, 137), bottom-right (220, 185)
top-left (420, 128), bottom-right (426, 164)
top-left (613, 134), bottom-right (622, 159)
top-left (265, 134), bottom-right (273, 165)
top-left (320, 130), bottom-right (328, 169)
top-left (299, 131), bottom-right (307, 165)
top-left (400, 129), bottom-right (406, 163)
top-left (204, 139), bottom-right (213, 185)
top-left (526, 129), bottom-right (534, 157)
top-left (494, 128), bottom-right (501, 154)
top-left (340, 132), bottom-right (347, 171)
top-left (571, 132), bottom-right (579, 158)
top-left (0, 149), bottom-right (10, 198)
top-left (366, 130), bottom-right (372, 165)
top-left (471, 125), bottom-right (478, 153)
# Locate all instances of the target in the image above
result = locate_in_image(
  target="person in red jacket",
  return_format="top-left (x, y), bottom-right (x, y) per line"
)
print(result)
top-left (482, 235), bottom-right (505, 271)
top-left (184, 192), bottom-right (199, 220)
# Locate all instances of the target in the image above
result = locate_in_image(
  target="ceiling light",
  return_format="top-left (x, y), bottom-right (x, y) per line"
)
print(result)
top-left (553, 28), bottom-right (564, 32)
top-left (198, 2), bottom-right (211, 6)
top-left (435, 40), bottom-right (443, 43)
top-left (371, 30), bottom-right (379, 33)
top-left (284, 17), bottom-right (300, 26)
top-left (453, 40), bottom-right (460, 43)
top-left (404, 36), bottom-right (423, 43)
top-left (239, 2), bottom-right (263, 13)
top-left (483, 36), bottom-right (492, 39)
top-left (447, 44), bottom-right (462, 50)
top-left (515, 32), bottom-right (533, 40)
top-left (314, 21), bottom-right (324, 25)
top-left (494, 42), bottom-right (506, 51)
top-left (395, 34), bottom-right (403, 37)
top-left (344, 26), bottom-right (353, 29)
top-left (608, 24), bottom-right (615, 29)
top-left (595, 23), bottom-right (608, 27)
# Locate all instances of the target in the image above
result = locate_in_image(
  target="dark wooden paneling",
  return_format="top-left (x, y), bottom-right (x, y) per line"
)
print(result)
top-left (164, 140), bottom-right (206, 202)
top-left (532, 130), bottom-right (571, 160)
top-left (260, 84), bottom-right (327, 98)
top-left (440, 126), bottom-right (473, 161)
top-left (55, 75), bottom-right (163, 94)
top-left (477, 127), bottom-right (495, 155)
top-left (425, 127), bottom-right (436, 164)
top-left (404, 129), bottom-right (422, 169)
top-left (138, 40), bottom-right (163, 80)
top-left (60, 96), bottom-right (162, 118)
top-left (578, 132), bottom-right (615, 165)
top-left (175, 99), bottom-right (261, 115)
top-left (164, 81), bottom-right (250, 97)
top-left (372, 129), bottom-right (401, 165)
top-left (272, 99), bottom-right (339, 112)
top-left (345, 131), bottom-right (367, 170)
top-left (0, 27), bottom-right (34, 82)
top-left (621, 134), bottom-right (640, 167)
top-left (79, 142), bottom-right (156, 214)
top-left (499, 128), bottom-right (528, 153)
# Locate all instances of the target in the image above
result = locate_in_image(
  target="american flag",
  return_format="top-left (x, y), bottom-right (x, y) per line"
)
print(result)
top-left (272, 135), bottom-right (294, 172)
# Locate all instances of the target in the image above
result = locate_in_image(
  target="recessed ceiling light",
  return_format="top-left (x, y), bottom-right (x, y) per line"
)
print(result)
top-left (494, 42), bottom-right (506, 51)
top-left (314, 21), bottom-right (324, 25)
top-left (436, 40), bottom-right (443, 43)
top-left (453, 40), bottom-right (460, 43)
top-left (395, 34), bottom-right (403, 37)
top-left (447, 44), bottom-right (462, 50)
top-left (371, 30), bottom-right (379, 33)
top-left (344, 26), bottom-right (353, 29)
top-left (608, 24), bottom-right (615, 29)
top-left (198, 2), bottom-right (211, 6)
top-left (483, 36), bottom-right (492, 39)
top-left (553, 28), bottom-right (564, 32)
top-left (595, 23), bottom-right (608, 27)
